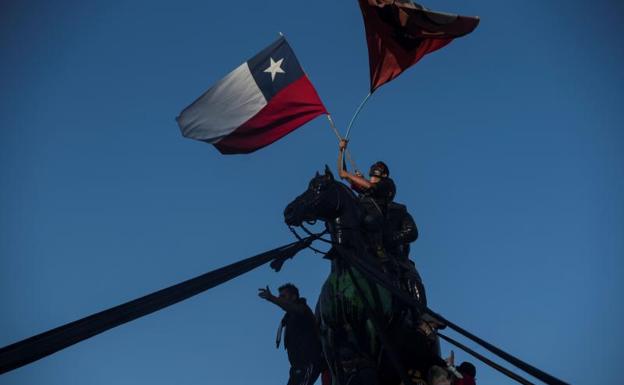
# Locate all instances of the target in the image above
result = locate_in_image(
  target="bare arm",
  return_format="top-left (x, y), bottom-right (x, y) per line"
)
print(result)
top-left (344, 173), bottom-right (372, 189)
top-left (338, 140), bottom-right (373, 189)
top-left (258, 286), bottom-right (304, 314)
top-left (337, 140), bottom-right (346, 178)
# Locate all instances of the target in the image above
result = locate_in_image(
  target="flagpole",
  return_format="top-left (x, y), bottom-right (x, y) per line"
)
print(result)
top-left (326, 114), bottom-right (342, 141)
top-left (344, 92), bottom-right (372, 140)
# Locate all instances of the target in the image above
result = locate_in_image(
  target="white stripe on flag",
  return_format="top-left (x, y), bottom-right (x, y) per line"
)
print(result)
top-left (177, 62), bottom-right (267, 143)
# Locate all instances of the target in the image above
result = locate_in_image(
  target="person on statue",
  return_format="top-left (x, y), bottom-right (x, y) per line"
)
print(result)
top-left (337, 140), bottom-right (397, 273)
top-left (454, 362), bottom-right (477, 385)
top-left (337, 139), bottom-right (396, 209)
top-left (258, 283), bottom-right (324, 385)
top-left (337, 139), bottom-right (418, 290)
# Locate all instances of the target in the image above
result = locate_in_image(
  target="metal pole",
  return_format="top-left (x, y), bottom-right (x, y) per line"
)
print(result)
top-left (327, 115), bottom-right (358, 172)
top-left (326, 114), bottom-right (342, 141)
top-left (345, 92), bottom-right (372, 140)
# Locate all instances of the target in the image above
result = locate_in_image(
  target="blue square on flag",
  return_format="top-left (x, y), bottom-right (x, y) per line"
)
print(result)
top-left (176, 37), bottom-right (327, 154)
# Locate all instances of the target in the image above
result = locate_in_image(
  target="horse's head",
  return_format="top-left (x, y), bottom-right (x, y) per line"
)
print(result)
top-left (284, 166), bottom-right (340, 227)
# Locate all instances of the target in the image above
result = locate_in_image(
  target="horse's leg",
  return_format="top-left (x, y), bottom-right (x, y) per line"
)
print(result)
top-left (348, 265), bottom-right (434, 385)
top-left (318, 322), bottom-right (340, 385)
top-left (343, 267), bottom-right (404, 385)
top-left (318, 270), bottom-right (356, 385)
top-left (319, 268), bottom-right (386, 385)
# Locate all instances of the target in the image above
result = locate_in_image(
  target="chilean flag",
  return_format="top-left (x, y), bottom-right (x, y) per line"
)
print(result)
top-left (176, 37), bottom-right (327, 154)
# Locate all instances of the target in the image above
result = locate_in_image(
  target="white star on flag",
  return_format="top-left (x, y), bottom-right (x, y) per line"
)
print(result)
top-left (263, 57), bottom-right (285, 81)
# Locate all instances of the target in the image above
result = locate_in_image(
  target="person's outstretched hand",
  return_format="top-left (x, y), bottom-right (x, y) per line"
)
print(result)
top-left (258, 286), bottom-right (274, 300)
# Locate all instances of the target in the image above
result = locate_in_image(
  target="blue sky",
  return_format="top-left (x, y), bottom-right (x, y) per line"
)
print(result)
top-left (1, 1), bottom-right (622, 384)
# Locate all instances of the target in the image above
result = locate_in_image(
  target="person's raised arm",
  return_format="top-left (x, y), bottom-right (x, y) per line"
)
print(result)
top-left (258, 286), bottom-right (304, 314)
top-left (338, 140), bottom-right (372, 189)
top-left (345, 172), bottom-right (373, 190)
top-left (338, 139), bottom-right (347, 178)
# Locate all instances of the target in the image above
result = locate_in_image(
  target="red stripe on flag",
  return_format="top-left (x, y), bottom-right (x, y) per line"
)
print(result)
top-left (214, 76), bottom-right (327, 154)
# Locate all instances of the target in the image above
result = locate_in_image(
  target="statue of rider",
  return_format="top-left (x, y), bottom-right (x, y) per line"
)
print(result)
top-left (337, 139), bottom-right (425, 302)
top-left (384, 201), bottom-right (426, 304)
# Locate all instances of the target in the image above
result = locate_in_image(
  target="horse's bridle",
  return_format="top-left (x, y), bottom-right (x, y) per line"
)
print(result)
top-left (287, 180), bottom-right (346, 255)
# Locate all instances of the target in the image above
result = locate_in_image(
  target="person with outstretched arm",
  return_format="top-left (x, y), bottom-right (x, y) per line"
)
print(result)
top-left (258, 283), bottom-right (325, 385)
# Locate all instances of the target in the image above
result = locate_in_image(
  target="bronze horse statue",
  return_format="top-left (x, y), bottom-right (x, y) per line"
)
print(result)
top-left (284, 167), bottom-right (444, 385)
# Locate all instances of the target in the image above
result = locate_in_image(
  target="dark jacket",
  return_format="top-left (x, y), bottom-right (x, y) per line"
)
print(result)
top-left (281, 298), bottom-right (324, 367)
top-left (361, 177), bottom-right (396, 207)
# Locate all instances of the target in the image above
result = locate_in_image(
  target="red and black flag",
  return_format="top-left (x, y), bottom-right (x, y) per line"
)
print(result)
top-left (358, 0), bottom-right (480, 92)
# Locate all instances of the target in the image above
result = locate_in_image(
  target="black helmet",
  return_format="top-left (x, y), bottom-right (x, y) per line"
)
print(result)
top-left (369, 161), bottom-right (389, 178)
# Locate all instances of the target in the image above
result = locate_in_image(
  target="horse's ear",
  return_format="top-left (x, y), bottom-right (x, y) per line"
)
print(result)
top-left (315, 171), bottom-right (320, 177)
top-left (324, 165), bottom-right (334, 180)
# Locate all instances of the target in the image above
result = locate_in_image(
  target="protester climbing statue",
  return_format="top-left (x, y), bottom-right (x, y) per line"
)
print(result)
top-left (337, 140), bottom-right (426, 305)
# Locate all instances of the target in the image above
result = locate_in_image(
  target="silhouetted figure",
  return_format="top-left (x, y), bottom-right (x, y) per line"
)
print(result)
top-left (338, 140), bottom-right (400, 277)
top-left (338, 140), bottom-right (396, 210)
top-left (258, 283), bottom-right (324, 385)
top-left (337, 139), bottom-right (425, 297)
top-left (455, 362), bottom-right (477, 385)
